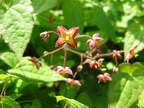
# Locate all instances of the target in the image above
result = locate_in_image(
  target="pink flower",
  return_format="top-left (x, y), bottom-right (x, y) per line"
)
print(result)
top-left (83, 58), bottom-right (104, 69)
top-left (95, 58), bottom-right (104, 69)
top-left (86, 33), bottom-right (103, 50)
top-left (66, 78), bottom-right (81, 86)
top-left (83, 59), bottom-right (96, 68)
top-left (97, 73), bottom-right (112, 83)
top-left (28, 57), bottom-right (42, 70)
top-left (112, 50), bottom-right (122, 59)
top-left (56, 26), bottom-right (79, 48)
top-left (55, 66), bottom-right (73, 75)
top-left (125, 45), bottom-right (137, 62)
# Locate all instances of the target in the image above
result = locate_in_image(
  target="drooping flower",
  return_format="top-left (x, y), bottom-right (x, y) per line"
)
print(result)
top-left (28, 57), bottom-right (42, 70)
top-left (97, 73), bottom-right (112, 83)
top-left (95, 58), bottom-right (104, 69)
top-left (83, 58), bottom-right (104, 69)
top-left (125, 45), bottom-right (138, 62)
top-left (40, 31), bottom-right (49, 42)
top-left (112, 50), bottom-right (122, 59)
top-left (55, 66), bottom-right (73, 75)
top-left (86, 33), bottom-right (103, 50)
top-left (83, 59), bottom-right (96, 68)
top-left (56, 26), bottom-right (79, 48)
top-left (66, 78), bottom-right (81, 86)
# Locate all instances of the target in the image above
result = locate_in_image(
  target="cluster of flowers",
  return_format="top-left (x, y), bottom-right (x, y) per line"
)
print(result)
top-left (29, 26), bottom-right (137, 86)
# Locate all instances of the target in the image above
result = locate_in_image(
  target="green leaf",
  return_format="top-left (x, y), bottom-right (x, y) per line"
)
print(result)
top-left (63, 0), bottom-right (84, 33)
top-left (2, 0), bottom-right (33, 60)
top-left (32, 100), bottom-right (42, 108)
top-left (32, 0), bottom-right (58, 14)
top-left (77, 92), bottom-right (93, 108)
top-left (108, 62), bottom-right (144, 108)
top-left (0, 96), bottom-right (20, 108)
top-left (56, 96), bottom-right (89, 108)
top-left (59, 83), bottom-right (79, 99)
top-left (94, 7), bottom-right (116, 43)
top-left (124, 22), bottom-right (144, 57)
top-left (138, 90), bottom-right (144, 108)
top-left (8, 57), bottom-right (66, 82)
top-left (0, 52), bottom-right (18, 68)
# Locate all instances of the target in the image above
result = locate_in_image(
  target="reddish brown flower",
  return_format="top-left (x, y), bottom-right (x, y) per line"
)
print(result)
top-left (28, 57), bottom-right (42, 70)
top-left (112, 50), bottom-right (122, 59)
top-left (56, 26), bottom-right (79, 48)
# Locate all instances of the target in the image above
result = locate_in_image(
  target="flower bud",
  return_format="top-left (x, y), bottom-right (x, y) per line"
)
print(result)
top-left (40, 31), bottom-right (49, 41)
top-left (113, 67), bottom-right (118, 74)
top-left (77, 65), bottom-right (83, 72)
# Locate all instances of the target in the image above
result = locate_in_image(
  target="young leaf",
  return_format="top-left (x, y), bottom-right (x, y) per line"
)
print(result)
top-left (108, 62), bottom-right (144, 108)
top-left (56, 96), bottom-right (89, 108)
top-left (94, 7), bottom-right (117, 43)
top-left (0, 52), bottom-right (18, 68)
top-left (8, 57), bottom-right (66, 82)
top-left (2, 0), bottom-right (33, 60)
top-left (124, 22), bottom-right (144, 57)
top-left (0, 96), bottom-right (20, 108)
top-left (32, 0), bottom-right (58, 14)
top-left (63, 0), bottom-right (84, 33)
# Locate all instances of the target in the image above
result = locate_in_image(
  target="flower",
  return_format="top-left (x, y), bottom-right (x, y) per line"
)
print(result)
top-left (56, 26), bottom-right (79, 48)
top-left (66, 78), bottom-right (81, 86)
top-left (83, 59), bottom-right (96, 68)
top-left (86, 33), bottom-right (103, 50)
top-left (125, 45), bottom-right (138, 62)
top-left (97, 73), bottom-right (112, 83)
top-left (83, 58), bottom-right (104, 69)
top-left (113, 67), bottom-right (118, 74)
top-left (112, 50), bottom-right (122, 59)
top-left (28, 57), bottom-right (42, 70)
top-left (40, 31), bottom-right (49, 42)
top-left (55, 66), bottom-right (73, 75)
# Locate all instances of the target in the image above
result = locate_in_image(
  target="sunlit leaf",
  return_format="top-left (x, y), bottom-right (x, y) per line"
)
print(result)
top-left (0, 52), bottom-right (18, 68)
top-left (8, 57), bottom-right (66, 82)
top-left (124, 22), bottom-right (144, 57)
top-left (138, 90), bottom-right (144, 108)
top-left (2, 0), bottom-right (33, 60)
top-left (56, 96), bottom-right (89, 108)
top-left (108, 62), bottom-right (144, 108)
top-left (0, 96), bottom-right (20, 108)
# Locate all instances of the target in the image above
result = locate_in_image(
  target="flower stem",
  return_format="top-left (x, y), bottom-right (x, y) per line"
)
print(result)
top-left (63, 44), bottom-right (67, 68)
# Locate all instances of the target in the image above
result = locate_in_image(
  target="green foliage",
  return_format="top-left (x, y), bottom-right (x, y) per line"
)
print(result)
top-left (108, 63), bottom-right (144, 108)
top-left (0, 0), bottom-right (144, 108)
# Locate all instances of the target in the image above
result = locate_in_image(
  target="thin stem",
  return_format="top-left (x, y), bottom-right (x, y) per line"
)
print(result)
top-left (47, 31), bottom-right (58, 36)
top-left (75, 34), bottom-right (91, 39)
top-left (44, 47), bottom-right (64, 56)
top-left (50, 54), bottom-right (53, 65)
top-left (63, 44), bottom-right (67, 68)
top-left (1, 79), bottom-right (8, 96)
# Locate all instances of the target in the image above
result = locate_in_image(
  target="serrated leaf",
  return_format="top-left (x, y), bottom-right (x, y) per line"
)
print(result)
top-left (56, 96), bottom-right (89, 108)
top-left (63, 0), bottom-right (84, 33)
top-left (0, 52), bottom-right (18, 68)
top-left (77, 92), bottom-right (93, 108)
top-left (138, 90), bottom-right (144, 108)
top-left (0, 96), bottom-right (20, 108)
top-left (94, 7), bottom-right (116, 43)
top-left (2, 0), bottom-right (33, 60)
top-left (124, 22), bottom-right (144, 57)
top-left (108, 62), bottom-right (144, 108)
top-left (8, 57), bottom-right (66, 82)
top-left (32, 0), bottom-right (58, 14)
